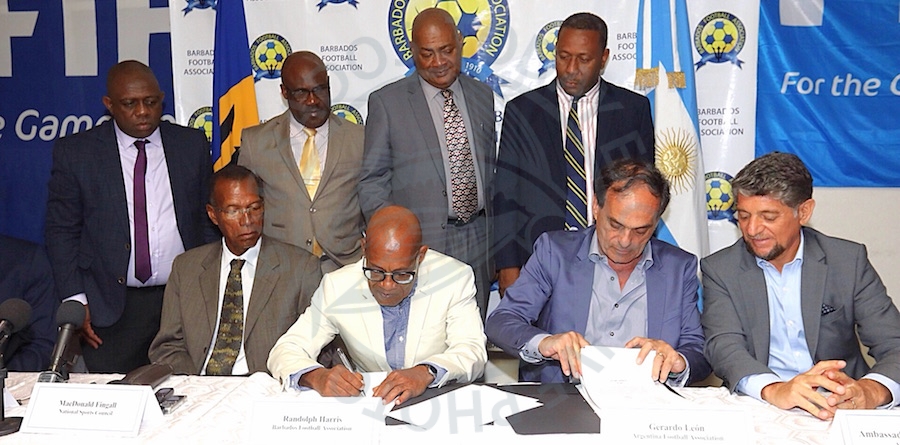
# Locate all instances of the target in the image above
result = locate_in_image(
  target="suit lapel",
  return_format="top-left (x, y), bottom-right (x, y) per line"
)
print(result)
top-left (645, 242), bottom-right (667, 340)
top-left (537, 82), bottom-right (565, 196)
top-left (800, 230), bottom-right (826, 358)
top-left (160, 123), bottom-right (191, 240)
top-left (274, 112), bottom-right (311, 199)
top-left (357, 283), bottom-right (391, 369)
top-left (96, 123), bottom-right (130, 240)
top-left (407, 76), bottom-right (447, 185)
top-left (737, 244), bottom-right (772, 360)
top-left (199, 245), bottom-right (223, 345)
top-left (245, 239), bottom-right (278, 339)
top-left (572, 231), bottom-right (596, 335)
top-left (405, 285), bottom-right (432, 367)
top-left (318, 116), bottom-right (344, 192)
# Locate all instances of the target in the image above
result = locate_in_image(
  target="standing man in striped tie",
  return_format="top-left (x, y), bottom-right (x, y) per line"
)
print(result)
top-left (493, 12), bottom-right (655, 296)
top-left (359, 8), bottom-right (496, 319)
top-left (45, 61), bottom-right (215, 373)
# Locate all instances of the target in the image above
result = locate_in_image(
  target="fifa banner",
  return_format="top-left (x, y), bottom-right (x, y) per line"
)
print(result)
top-left (0, 1), bottom-right (174, 243)
top-left (757, 0), bottom-right (900, 187)
top-left (170, 0), bottom-right (759, 253)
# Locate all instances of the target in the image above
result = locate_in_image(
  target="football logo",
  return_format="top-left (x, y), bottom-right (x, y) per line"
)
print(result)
top-left (705, 171), bottom-right (736, 222)
top-left (187, 106), bottom-right (213, 142)
top-left (694, 12), bottom-right (745, 69)
top-left (250, 34), bottom-right (292, 81)
top-left (331, 104), bottom-right (364, 125)
top-left (534, 21), bottom-right (562, 76)
top-left (182, 0), bottom-right (216, 16)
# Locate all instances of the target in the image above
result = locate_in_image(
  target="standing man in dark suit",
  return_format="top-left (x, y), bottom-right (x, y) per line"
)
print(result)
top-left (239, 51), bottom-right (365, 273)
top-left (149, 165), bottom-right (321, 375)
top-left (702, 152), bottom-right (900, 419)
top-left (0, 235), bottom-right (58, 371)
top-left (45, 60), bottom-right (214, 373)
top-left (359, 8), bottom-right (496, 318)
top-left (493, 12), bottom-right (655, 295)
top-left (486, 160), bottom-right (709, 385)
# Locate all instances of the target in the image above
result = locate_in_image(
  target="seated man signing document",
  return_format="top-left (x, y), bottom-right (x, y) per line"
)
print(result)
top-left (486, 160), bottom-right (710, 385)
top-left (268, 206), bottom-right (487, 404)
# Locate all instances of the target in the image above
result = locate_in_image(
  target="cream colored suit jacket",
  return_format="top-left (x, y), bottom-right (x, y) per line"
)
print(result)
top-left (267, 249), bottom-right (487, 386)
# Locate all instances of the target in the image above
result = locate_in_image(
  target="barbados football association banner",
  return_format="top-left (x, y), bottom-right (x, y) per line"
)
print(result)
top-left (757, 0), bottom-right (900, 186)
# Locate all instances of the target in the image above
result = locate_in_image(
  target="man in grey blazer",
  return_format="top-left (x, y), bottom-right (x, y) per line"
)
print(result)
top-left (358, 8), bottom-right (496, 318)
top-left (702, 152), bottom-right (900, 419)
top-left (240, 51), bottom-right (365, 273)
top-left (150, 165), bottom-right (321, 375)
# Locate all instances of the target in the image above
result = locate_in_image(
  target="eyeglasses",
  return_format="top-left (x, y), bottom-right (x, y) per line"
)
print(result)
top-left (285, 84), bottom-right (330, 102)
top-left (215, 202), bottom-right (264, 220)
top-left (362, 258), bottom-right (419, 285)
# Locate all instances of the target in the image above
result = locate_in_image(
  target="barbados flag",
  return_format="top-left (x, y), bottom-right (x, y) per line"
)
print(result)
top-left (636, 0), bottom-right (709, 264)
top-left (212, 0), bottom-right (259, 171)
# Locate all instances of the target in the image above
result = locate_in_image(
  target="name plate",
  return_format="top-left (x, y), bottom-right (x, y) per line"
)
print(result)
top-left (834, 409), bottom-right (900, 444)
top-left (250, 396), bottom-right (382, 442)
top-left (600, 407), bottom-right (753, 444)
top-left (20, 383), bottom-right (162, 437)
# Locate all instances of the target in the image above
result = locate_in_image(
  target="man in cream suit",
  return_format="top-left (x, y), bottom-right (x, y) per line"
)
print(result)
top-left (358, 8), bottom-right (496, 317)
top-left (702, 152), bottom-right (900, 420)
top-left (150, 165), bottom-right (321, 375)
top-left (240, 51), bottom-right (365, 273)
top-left (268, 206), bottom-right (486, 405)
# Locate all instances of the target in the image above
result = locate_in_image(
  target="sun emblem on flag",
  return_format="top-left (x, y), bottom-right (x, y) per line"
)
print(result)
top-left (655, 127), bottom-right (697, 194)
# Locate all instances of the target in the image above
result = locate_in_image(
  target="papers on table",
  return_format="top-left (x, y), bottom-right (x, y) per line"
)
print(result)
top-left (578, 346), bottom-right (687, 410)
top-left (387, 384), bottom-right (541, 432)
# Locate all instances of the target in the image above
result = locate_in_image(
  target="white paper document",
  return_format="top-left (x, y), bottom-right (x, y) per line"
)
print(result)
top-left (386, 384), bottom-right (541, 433)
top-left (579, 346), bottom-right (686, 409)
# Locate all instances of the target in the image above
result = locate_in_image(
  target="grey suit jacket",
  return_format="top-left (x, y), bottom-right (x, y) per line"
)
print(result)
top-left (701, 227), bottom-right (900, 391)
top-left (239, 113), bottom-right (365, 269)
top-left (358, 73), bottom-right (496, 256)
top-left (149, 237), bottom-right (322, 375)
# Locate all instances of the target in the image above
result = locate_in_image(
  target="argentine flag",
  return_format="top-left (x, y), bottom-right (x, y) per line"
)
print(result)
top-left (636, 0), bottom-right (709, 262)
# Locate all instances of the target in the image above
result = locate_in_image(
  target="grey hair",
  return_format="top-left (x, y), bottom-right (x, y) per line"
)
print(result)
top-left (732, 152), bottom-right (813, 208)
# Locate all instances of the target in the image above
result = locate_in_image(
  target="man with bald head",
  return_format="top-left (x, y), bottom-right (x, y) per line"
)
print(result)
top-left (240, 51), bottom-right (365, 273)
top-left (268, 205), bottom-right (487, 405)
top-left (358, 8), bottom-right (496, 318)
top-left (46, 60), bottom-right (213, 372)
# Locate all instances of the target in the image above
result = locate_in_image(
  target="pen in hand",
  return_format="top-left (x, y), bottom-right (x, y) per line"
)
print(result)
top-left (336, 347), bottom-right (365, 396)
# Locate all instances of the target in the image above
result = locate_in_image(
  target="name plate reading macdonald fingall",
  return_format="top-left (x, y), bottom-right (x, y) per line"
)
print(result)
top-left (20, 383), bottom-right (161, 437)
top-left (250, 397), bottom-right (382, 442)
top-left (834, 409), bottom-right (900, 444)
top-left (600, 407), bottom-right (754, 444)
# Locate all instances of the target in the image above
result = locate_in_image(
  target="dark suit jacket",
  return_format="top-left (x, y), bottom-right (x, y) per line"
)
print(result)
top-left (358, 73), bottom-right (495, 260)
top-left (148, 237), bottom-right (322, 375)
top-left (493, 79), bottom-right (654, 270)
top-left (701, 227), bottom-right (900, 391)
top-left (239, 112), bottom-right (365, 269)
top-left (0, 235), bottom-right (58, 371)
top-left (485, 228), bottom-right (709, 384)
top-left (45, 120), bottom-right (214, 327)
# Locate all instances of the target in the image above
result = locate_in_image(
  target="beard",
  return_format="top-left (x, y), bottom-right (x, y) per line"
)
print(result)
top-left (743, 237), bottom-right (785, 261)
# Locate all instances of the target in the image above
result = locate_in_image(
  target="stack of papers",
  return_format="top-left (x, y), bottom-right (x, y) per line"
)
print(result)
top-left (577, 346), bottom-right (688, 412)
top-left (387, 384), bottom-right (541, 432)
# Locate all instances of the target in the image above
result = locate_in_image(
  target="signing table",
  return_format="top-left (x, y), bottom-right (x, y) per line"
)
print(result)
top-left (2, 372), bottom-right (846, 444)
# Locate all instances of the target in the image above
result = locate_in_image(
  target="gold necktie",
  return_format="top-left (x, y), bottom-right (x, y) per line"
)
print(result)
top-left (299, 127), bottom-right (323, 257)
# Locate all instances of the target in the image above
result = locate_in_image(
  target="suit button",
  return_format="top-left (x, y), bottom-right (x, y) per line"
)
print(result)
top-left (306, 239), bottom-right (313, 246)
top-left (310, 207), bottom-right (317, 213)
top-left (124, 243), bottom-right (130, 250)
top-left (117, 277), bottom-right (125, 284)
top-left (441, 223), bottom-right (446, 229)
top-left (441, 190), bottom-right (447, 197)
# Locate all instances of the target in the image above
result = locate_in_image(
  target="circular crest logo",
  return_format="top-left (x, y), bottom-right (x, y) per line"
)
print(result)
top-left (316, 0), bottom-right (359, 11)
top-left (250, 34), bottom-right (292, 81)
top-left (534, 21), bottom-right (561, 76)
top-left (187, 106), bottom-right (213, 142)
top-left (181, 0), bottom-right (216, 15)
top-left (655, 127), bottom-right (698, 195)
top-left (705, 171), bottom-right (736, 222)
top-left (331, 104), bottom-right (364, 125)
top-left (387, 0), bottom-right (510, 96)
top-left (694, 12), bottom-right (745, 69)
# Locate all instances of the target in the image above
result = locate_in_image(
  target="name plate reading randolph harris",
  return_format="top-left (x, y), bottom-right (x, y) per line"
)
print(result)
top-left (601, 407), bottom-right (754, 444)
top-left (21, 382), bottom-right (160, 437)
top-left (251, 397), bottom-right (382, 442)
top-left (834, 409), bottom-right (900, 444)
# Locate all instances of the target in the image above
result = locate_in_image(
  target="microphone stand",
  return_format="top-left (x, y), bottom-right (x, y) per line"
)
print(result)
top-left (0, 356), bottom-right (23, 436)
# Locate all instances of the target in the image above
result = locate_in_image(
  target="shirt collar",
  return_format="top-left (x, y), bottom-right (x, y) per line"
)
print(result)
top-left (289, 114), bottom-right (329, 139)
top-left (755, 230), bottom-right (805, 270)
top-left (555, 76), bottom-right (601, 104)
top-left (221, 236), bottom-right (262, 271)
top-left (588, 228), bottom-right (655, 271)
top-left (419, 75), bottom-right (462, 101)
top-left (113, 121), bottom-right (162, 151)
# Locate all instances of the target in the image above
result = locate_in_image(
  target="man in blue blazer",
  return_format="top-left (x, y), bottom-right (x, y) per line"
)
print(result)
top-left (45, 61), bottom-right (214, 372)
top-left (486, 160), bottom-right (709, 385)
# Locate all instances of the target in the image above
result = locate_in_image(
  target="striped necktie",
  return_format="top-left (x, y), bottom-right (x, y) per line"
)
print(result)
top-left (564, 97), bottom-right (588, 230)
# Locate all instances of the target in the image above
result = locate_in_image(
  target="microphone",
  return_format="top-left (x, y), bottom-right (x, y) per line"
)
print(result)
top-left (37, 301), bottom-right (85, 383)
top-left (0, 298), bottom-right (32, 367)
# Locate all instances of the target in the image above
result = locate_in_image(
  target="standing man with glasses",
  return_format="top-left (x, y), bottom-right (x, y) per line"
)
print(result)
top-left (150, 165), bottom-right (322, 375)
top-left (45, 60), bottom-right (215, 373)
top-left (239, 51), bottom-right (365, 274)
top-left (269, 205), bottom-right (486, 405)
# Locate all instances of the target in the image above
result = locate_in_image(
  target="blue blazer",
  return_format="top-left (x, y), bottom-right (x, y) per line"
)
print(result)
top-left (486, 228), bottom-right (710, 384)
top-left (45, 120), bottom-right (215, 327)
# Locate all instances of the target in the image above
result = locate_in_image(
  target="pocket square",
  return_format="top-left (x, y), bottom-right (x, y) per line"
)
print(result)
top-left (821, 304), bottom-right (836, 316)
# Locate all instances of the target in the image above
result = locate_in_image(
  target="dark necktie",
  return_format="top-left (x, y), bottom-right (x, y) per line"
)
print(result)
top-left (133, 139), bottom-right (152, 283)
top-left (441, 89), bottom-right (478, 223)
top-left (564, 97), bottom-right (588, 230)
top-left (206, 258), bottom-right (245, 376)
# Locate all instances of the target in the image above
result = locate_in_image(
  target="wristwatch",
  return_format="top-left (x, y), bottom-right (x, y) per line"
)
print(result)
top-left (422, 364), bottom-right (437, 380)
